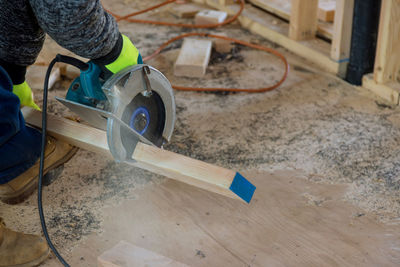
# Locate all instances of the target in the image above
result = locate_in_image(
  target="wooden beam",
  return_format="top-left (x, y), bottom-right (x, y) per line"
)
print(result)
top-left (362, 73), bottom-right (400, 105)
top-left (330, 0), bottom-right (354, 63)
top-left (98, 241), bottom-right (188, 267)
top-left (21, 107), bottom-right (255, 203)
top-left (373, 0), bottom-right (400, 84)
top-left (289, 0), bottom-right (319, 41)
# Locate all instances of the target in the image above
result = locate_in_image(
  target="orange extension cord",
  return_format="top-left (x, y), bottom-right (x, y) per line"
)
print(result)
top-left (107, 0), bottom-right (289, 93)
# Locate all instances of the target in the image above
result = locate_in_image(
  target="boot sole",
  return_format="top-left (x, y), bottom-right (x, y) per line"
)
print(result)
top-left (1, 147), bottom-right (78, 205)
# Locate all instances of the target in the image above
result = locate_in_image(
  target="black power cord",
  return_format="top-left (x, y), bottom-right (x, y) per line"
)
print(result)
top-left (39, 54), bottom-right (88, 267)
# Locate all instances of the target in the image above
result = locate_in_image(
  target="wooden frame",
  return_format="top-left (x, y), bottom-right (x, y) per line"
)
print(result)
top-left (192, 0), bottom-right (354, 77)
top-left (362, 0), bottom-right (400, 104)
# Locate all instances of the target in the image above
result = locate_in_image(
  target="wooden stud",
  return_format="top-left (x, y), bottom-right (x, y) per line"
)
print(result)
top-left (21, 107), bottom-right (255, 202)
top-left (330, 0), bottom-right (354, 64)
top-left (289, 0), bottom-right (319, 41)
top-left (174, 38), bottom-right (212, 78)
top-left (373, 0), bottom-right (400, 84)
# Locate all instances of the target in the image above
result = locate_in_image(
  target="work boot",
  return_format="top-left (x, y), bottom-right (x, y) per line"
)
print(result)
top-left (0, 218), bottom-right (50, 267)
top-left (0, 137), bottom-right (78, 204)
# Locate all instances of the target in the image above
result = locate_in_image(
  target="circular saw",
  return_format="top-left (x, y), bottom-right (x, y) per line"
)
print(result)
top-left (56, 62), bottom-right (175, 163)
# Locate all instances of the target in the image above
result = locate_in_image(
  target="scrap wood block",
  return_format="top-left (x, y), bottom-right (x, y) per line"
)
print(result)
top-left (318, 1), bottom-right (336, 22)
top-left (168, 3), bottom-right (204, 18)
top-left (26, 65), bottom-right (60, 90)
top-left (174, 38), bottom-right (212, 78)
top-left (98, 241), bottom-right (189, 267)
top-left (195, 10), bottom-right (227, 25)
top-left (213, 33), bottom-right (233, 53)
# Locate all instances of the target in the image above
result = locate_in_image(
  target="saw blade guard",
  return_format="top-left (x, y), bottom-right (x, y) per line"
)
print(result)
top-left (102, 64), bottom-right (176, 162)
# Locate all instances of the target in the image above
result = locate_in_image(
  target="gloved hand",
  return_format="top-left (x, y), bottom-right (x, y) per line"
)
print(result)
top-left (104, 34), bottom-right (143, 74)
top-left (12, 81), bottom-right (40, 110)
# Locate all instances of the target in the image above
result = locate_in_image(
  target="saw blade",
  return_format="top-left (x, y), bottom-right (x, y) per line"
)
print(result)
top-left (120, 92), bottom-right (166, 157)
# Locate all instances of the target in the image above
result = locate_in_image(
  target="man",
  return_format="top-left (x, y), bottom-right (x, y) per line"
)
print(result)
top-left (0, 1), bottom-right (141, 266)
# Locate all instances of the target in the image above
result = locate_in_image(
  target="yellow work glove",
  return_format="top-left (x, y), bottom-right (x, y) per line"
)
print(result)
top-left (105, 34), bottom-right (142, 74)
top-left (13, 81), bottom-right (40, 110)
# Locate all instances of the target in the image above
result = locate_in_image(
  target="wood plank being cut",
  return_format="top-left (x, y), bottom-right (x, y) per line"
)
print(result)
top-left (21, 107), bottom-right (256, 203)
top-left (174, 38), bottom-right (212, 78)
top-left (98, 241), bottom-right (189, 267)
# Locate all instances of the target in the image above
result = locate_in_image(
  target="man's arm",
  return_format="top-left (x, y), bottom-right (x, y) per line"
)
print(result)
top-left (29, 0), bottom-right (120, 61)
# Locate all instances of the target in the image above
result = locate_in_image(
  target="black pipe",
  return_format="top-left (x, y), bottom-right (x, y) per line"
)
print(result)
top-left (346, 0), bottom-right (382, 85)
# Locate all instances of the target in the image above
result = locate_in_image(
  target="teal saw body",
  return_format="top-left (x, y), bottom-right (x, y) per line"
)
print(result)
top-left (57, 62), bottom-right (176, 163)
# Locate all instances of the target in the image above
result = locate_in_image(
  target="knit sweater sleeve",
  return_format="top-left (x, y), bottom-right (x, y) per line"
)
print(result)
top-left (29, 0), bottom-right (120, 60)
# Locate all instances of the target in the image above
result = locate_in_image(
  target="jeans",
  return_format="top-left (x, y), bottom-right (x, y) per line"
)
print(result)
top-left (0, 66), bottom-right (41, 184)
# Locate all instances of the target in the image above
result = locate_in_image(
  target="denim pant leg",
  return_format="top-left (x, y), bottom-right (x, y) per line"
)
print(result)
top-left (0, 66), bottom-right (41, 184)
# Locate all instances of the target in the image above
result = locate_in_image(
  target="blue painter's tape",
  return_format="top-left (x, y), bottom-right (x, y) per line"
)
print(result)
top-left (229, 172), bottom-right (256, 203)
top-left (335, 58), bottom-right (350, 63)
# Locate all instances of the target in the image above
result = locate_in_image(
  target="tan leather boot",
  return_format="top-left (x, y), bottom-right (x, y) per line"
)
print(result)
top-left (0, 218), bottom-right (50, 267)
top-left (0, 137), bottom-right (78, 204)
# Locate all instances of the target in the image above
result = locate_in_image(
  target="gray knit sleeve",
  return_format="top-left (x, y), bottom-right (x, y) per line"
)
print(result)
top-left (28, 0), bottom-right (120, 59)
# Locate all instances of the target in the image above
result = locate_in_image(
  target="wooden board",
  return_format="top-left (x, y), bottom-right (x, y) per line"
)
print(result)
top-left (362, 73), bottom-right (400, 105)
top-left (98, 241), bottom-right (189, 267)
top-left (289, 0), bottom-right (319, 40)
top-left (330, 0), bottom-right (354, 62)
top-left (373, 0), bottom-right (400, 84)
top-left (21, 107), bottom-right (255, 202)
top-left (80, 170), bottom-right (400, 266)
top-left (174, 38), bottom-right (212, 78)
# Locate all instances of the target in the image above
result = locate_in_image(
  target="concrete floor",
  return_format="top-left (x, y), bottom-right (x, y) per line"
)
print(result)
top-left (1, 0), bottom-right (399, 265)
